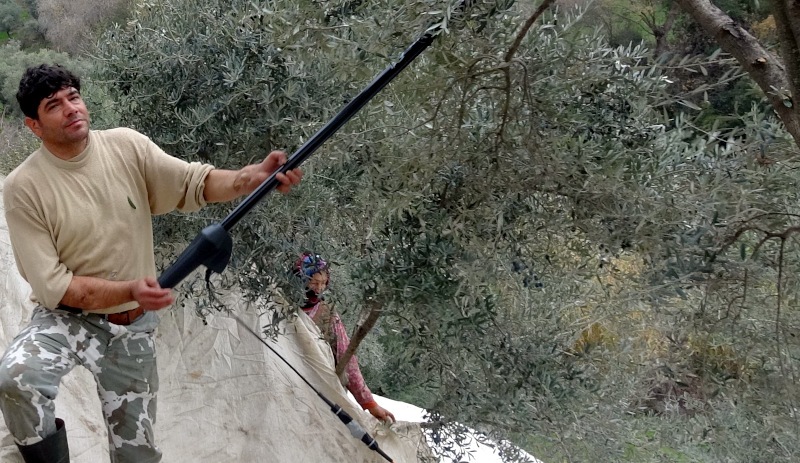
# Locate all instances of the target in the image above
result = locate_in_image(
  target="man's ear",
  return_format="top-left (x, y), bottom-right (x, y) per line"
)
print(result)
top-left (24, 117), bottom-right (42, 138)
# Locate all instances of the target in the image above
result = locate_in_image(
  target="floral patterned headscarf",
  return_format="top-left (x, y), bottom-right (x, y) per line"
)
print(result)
top-left (295, 252), bottom-right (328, 279)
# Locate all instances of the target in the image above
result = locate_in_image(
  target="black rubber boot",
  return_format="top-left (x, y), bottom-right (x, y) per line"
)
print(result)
top-left (16, 418), bottom-right (70, 463)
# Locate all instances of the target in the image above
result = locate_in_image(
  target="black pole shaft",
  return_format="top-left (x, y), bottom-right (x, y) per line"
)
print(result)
top-left (158, 28), bottom-right (438, 288)
top-left (220, 30), bottom-right (435, 231)
top-left (159, 2), bottom-right (469, 289)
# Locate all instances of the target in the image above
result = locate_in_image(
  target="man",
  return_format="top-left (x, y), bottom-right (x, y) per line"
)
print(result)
top-left (0, 64), bottom-right (303, 463)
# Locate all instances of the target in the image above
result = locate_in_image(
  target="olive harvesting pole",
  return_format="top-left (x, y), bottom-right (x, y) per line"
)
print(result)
top-left (157, 8), bottom-right (455, 289)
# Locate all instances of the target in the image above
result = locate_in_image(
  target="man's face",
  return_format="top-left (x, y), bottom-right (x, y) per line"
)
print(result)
top-left (25, 87), bottom-right (90, 148)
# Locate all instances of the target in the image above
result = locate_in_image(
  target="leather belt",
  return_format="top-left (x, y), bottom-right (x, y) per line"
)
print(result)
top-left (57, 305), bottom-right (145, 326)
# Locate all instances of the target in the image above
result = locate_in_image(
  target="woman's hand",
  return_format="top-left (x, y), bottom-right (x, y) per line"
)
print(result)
top-left (367, 404), bottom-right (396, 424)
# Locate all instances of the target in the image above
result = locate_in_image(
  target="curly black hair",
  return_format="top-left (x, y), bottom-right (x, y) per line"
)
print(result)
top-left (16, 64), bottom-right (81, 119)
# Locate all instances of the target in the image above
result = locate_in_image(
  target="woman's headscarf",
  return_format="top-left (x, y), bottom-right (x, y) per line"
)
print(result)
top-left (295, 252), bottom-right (328, 279)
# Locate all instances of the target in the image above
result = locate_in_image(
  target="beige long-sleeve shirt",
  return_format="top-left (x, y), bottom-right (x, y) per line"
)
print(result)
top-left (3, 128), bottom-right (214, 313)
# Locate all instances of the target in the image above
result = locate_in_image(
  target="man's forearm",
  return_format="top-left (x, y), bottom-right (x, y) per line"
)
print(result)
top-left (203, 169), bottom-right (251, 203)
top-left (202, 151), bottom-right (298, 203)
top-left (59, 275), bottom-right (135, 311)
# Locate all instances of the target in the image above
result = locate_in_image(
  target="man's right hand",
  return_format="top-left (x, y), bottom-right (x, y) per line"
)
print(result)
top-left (133, 277), bottom-right (174, 311)
top-left (62, 275), bottom-right (174, 312)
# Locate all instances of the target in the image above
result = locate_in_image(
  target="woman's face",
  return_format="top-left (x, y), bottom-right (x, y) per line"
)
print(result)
top-left (307, 271), bottom-right (328, 295)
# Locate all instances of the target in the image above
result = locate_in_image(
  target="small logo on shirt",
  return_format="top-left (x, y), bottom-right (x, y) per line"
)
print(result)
top-left (127, 196), bottom-right (137, 209)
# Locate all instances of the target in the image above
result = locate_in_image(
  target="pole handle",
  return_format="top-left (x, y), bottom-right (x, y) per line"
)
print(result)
top-left (157, 224), bottom-right (232, 288)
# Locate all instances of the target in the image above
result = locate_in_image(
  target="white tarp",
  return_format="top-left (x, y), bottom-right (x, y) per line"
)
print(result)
top-left (0, 175), bottom-right (432, 463)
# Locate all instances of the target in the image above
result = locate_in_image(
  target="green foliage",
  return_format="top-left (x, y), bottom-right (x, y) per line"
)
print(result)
top-left (0, 0), bottom-right (45, 49)
top-left (590, 0), bottom-right (666, 47)
top-left (34, 0), bottom-right (132, 54)
top-left (0, 0), bottom-right (23, 36)
top-left (12, 19), bottom-right (44, 49)
top-left (94, 0), bottom-right (335, 162)
top-left (713, 0), bottom-right (770, 22)
top-left (92, 0), bottom-right (800, 461)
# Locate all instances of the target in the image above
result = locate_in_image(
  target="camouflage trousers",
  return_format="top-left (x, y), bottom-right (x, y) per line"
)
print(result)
top-left (0, 306), bottom-right (162, 462)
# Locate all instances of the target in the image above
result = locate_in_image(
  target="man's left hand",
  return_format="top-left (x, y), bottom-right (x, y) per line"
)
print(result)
top-left (234, 150), bottom-right (303, 195)
top-left (204, 150), bottom-right (304, 203)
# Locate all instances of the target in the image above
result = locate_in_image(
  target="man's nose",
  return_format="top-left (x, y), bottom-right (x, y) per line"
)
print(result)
top-left (63, 100), bottom-right (79, 115)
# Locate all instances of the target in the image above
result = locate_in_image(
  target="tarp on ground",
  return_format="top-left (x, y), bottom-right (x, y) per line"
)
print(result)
top-left (0, 175), bottom-right (433, 463)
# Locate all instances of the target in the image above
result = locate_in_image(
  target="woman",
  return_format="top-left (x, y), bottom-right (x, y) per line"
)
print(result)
top-left (294, 252), bottom-right (395, 423)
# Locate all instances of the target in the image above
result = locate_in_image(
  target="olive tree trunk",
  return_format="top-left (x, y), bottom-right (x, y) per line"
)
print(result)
top-left (675, 0), bottom-right (800, 148)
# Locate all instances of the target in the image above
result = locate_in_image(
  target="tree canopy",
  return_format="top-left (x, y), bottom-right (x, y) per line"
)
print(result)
top-left (0, 0), bottom-right (795, 461)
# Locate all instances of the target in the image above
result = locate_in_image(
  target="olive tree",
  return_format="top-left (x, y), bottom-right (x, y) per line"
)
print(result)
top-left (0, 0), bottom-right (23, 37)
top-left (91, 0), bottom-right (800, 460)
